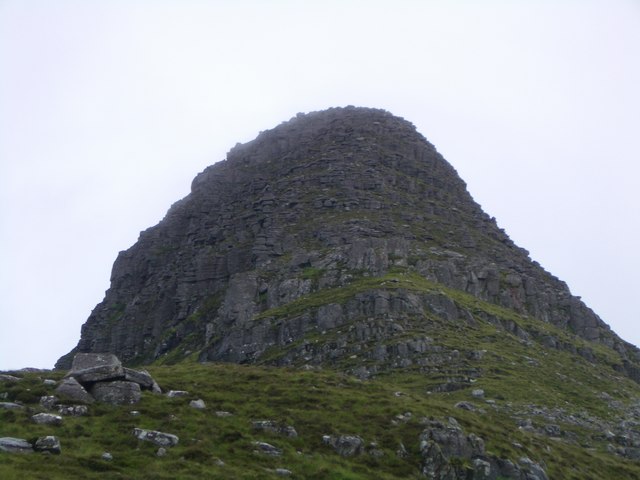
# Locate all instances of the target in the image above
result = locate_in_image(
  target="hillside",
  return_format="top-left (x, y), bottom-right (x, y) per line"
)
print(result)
top-left (2, 106), bottom-right (637, 478)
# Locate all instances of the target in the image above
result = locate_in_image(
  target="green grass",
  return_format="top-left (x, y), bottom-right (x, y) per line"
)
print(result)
top-left (2, 355), bottom-right (640, 479)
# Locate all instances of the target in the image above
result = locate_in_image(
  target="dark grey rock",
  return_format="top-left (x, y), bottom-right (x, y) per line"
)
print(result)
top-left (55, 377), bottom-right (95, 404)
top-left (133, 428), bottom-right (179, 447)
top-left (123, 368), bottom-right (158, 390)
top-left (34, 436), bottom-right (61, 454)
top-left (0, 437), bottom-right (33, 454)
top-left (323, 434), bottom-right (364, 457)
top-left (91, 381), bottom-right (141, 405)
top-left (252, 441), bottom-right (282, 456)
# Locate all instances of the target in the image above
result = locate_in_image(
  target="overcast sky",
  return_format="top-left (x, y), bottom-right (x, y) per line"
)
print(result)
top-left (1, 1), bottom-right (638, 371)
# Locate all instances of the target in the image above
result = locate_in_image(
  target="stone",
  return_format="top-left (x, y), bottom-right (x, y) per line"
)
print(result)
top-left (0, 402), bottom-right (24, 410)
top-left (40, 395), bottom-right (59, 410)
top-left (55, 377), bottom-right (95, 404)
top-left (275, 468), bottom-right (292, 476)
top-left (323, 434), bottom-right (364, 457)
top-left (43, 379), bottom-right (57, 386)
top-left (91, 381), bottom-right (141, 405)
top-left (32, 413), bottom-right (63, 425)
top-left (133, 428), bottom-right (179, 447)
top-left (454, 401), bottom-right (477, 411)
top-left (0, 374), bottom-right (21, 382)
top-left (216, 411), bottom-right (233, 417)
top-left (123, 368), bottom-right (158, 390)
top-left (68, 353), bottom-right (124, 383)
top-left (252, 441), bottom-right (282, 456)
top-left (252, 420), bottom-right (298, 438)
top-left (156, 447), bottom-right (167, 457)
top-left (102, 452), bottom-right (113, 461)
top-left (189, 399), bottom-right (206, 409)
top-left (166, 390), bottom-right (189, 398)
top-left (34, 436), bottom-right (61, 454)
top-left (471, 388), bottom-right (485, 398)
top-left (0, 437), bottom-right (33, 454)
top-left (58, 404), bottom-right (89, 416)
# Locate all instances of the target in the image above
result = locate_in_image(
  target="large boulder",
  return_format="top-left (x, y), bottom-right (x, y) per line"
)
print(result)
top-left (123, 368), bottom-right (158, 391)
top-left (91, 381), bottom-right (141, 405)
top-left (68, 353), bottom-right (124, 383)
top-left (54, 377), bottom-right (94, 404)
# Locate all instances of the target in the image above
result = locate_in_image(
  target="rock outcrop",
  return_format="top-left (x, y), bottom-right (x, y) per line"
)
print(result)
top-left (55, 106), bottom-right (640, 385)
top-left (56, 353), bottom-right (159, 405)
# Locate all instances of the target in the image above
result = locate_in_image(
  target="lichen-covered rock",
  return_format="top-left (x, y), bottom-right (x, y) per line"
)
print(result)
top-left (0, 437), bottom-right (33, 454)
top-left (323, 434), bottom-right (365, 457)
top-left (91, 381), bottom-right (141, 405)
top-left (133, 428), bottom-right (179, 447)
top-left (252, 420), bottom-right (297, 438)
top-left (34, 436), bottom-right (61, 455)
top-left (55, 377), bottom-right (94, 404)
top-left (252, 441), bottom-right (282, 456)
top-left (31, 413), bottom-right (63, 426)
top-left (67, 353), bottom-right (124, 383)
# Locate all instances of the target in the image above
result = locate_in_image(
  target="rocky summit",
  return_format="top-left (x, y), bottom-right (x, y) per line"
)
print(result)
top-left (5, 107), bottom-right (640, 478)
top-left (56, 106), bottom-right (639, 380)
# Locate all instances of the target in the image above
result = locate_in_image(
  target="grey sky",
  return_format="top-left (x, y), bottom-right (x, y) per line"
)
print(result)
top-left (1, 1), bottom-right (638, 370)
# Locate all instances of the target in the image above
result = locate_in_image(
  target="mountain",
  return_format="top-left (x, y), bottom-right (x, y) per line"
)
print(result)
top-left (55, 106), bottom-right (639, 380)
top-left (4, 106), bottom-right (640, 479)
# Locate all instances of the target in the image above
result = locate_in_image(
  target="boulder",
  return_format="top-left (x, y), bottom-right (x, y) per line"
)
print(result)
top-left (68, 353), bottom-right (124, 383)
top-left (39, 395), bottom-right (59, 410)
top-left (34, 436), bottom-right (61, 454)
top-left (0, 437), bottom-right (33, 454)
top-left (166, 390), bottom-right (189, 398)
top-left (32, 413), bottom-right (63, 426)
top-left (252, 420), bottom-right (298, 437)
top-left (189, 399), bottom-right (206, 409)
top-left (133, 428), bottom-right (179, 447)
top-left (57, 404), bottom-right (89, 416)
top-left (0, 402), bottom-right (24, 410)
top-left (252, 441), bottom-right (282, 456)
top-left (322, 434), bottom-right (364, 457)
top-left (123, 368), bottom-right (158, 390)
top-left (0, 374), bottom-right (21, 382)
top-left (55, 377), bottom-right (95, 404)
top-left (91, 381), bottom-right (141, 405)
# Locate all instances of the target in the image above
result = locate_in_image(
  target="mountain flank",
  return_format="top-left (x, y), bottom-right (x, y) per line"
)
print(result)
top-left (56, 106), bottom-right (639, 382)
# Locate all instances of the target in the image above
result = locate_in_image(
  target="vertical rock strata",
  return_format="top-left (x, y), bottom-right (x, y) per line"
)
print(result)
top-left (56, 106), bottom-right (639, 380)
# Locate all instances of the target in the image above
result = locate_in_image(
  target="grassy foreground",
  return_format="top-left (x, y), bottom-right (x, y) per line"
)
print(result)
top-left (2, 350), bottom-right (640, 479)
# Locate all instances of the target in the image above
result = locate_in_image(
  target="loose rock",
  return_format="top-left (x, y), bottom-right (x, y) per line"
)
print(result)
top-left (91, 380), bottom-right (141, 405)
top-left (34, 436), bottom-right (61, 455)
top-left (0, 437), bottom-right (33, 454)
top-left (31, 413), bottom-right (63, 425)
top-left (133, 428), bottom-right (179, 447)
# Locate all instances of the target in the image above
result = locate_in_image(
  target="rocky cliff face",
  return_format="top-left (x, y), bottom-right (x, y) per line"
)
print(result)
top-left (56, 106), bottom-right (640, 382)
